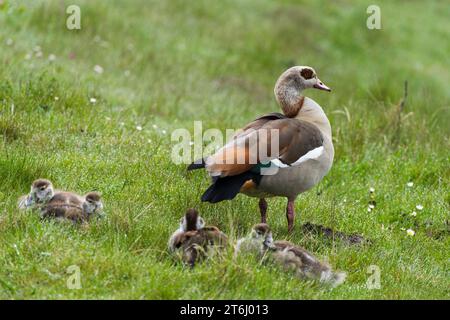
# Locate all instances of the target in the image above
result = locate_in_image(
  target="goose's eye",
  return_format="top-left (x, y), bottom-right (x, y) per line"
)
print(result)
top-left (40, 187), bottom-right (46, 191)
top-left (300, 68), bottom-right (314, 80)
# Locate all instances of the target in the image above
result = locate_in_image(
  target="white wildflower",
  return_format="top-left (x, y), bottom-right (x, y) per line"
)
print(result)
top-left (90, 98), bottom-right (97, 104)
top-left (406, 229), bottom-right (415, 236)
top-left (406, 182), bottom-right (414, 187)
top-left (369, 187), bottom-right (375, 193)
top-left (416, 205), bottom-right (423, 211)
top-left (94, 65), bottom-right (104, 74)
top-left (136, 126), bottom-right (143, 131)
top-left (48, 54), bottom-right (56, 62)
top-left (410, 211), bottom-right (417, 217)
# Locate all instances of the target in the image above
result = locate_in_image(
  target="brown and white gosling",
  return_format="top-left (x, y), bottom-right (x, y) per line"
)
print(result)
top-left (41, 191), bottom-right (104, 223)
top-left (168, 208), bottom-right (205, 251)
top-left (168, 208), bottom-right (228, 267)
top-left (235, 223), bottom-right (346, 287)
top-left (18, 179), bottom-right (55, 210)
top-left (82, 192), bottom-right (104, 218)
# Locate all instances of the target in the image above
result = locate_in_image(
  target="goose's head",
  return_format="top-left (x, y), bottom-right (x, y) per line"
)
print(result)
top-left (31, 179), bottom-right (54, 203)
top-left (275, 66), bottom-right (331, 93)
top-left (83, 192), bottom-right (103, 216)
top-left (274, 66), bottom-right (331, 116)
top-left (250, 223), bottom-right (275, 248)
top-left (180, 208), bottom-right (205, 232)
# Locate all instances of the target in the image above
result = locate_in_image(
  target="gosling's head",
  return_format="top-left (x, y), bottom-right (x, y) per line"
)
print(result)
top-left (30, 179), bottom-right (54, 203)
top-left (250, 223), bottom-right (274, 248)
top-left (180, 208), bottom-right (205, 232)
top-left (83, 192), bottom-right (103, 215)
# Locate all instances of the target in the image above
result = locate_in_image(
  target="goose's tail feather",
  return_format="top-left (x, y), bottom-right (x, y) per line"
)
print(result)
top-left (201, 172), bottom-right (260, 203)
top-left (187, 159), bottom-right (206, 171)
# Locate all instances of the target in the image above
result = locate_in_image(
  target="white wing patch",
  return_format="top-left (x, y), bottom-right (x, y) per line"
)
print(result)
top-left (270, 159), bottom-right (289, 168)
top-left (270, 146), bottom-right (324, 168)
top-left (291, 146), bottom-right (324, 166)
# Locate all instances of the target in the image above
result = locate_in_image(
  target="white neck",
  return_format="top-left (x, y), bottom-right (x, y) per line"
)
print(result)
top-left (296, 96), bottom-right (332, 139)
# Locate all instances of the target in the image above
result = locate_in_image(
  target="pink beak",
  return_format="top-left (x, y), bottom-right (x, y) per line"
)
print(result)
top-left (313, 79), bottom-right (331, 92)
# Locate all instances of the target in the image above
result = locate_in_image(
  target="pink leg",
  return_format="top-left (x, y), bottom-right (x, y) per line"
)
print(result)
top-left (259, 198), bottom-right (268, 223)
top-left (286, 200), bottom-right (295, 233)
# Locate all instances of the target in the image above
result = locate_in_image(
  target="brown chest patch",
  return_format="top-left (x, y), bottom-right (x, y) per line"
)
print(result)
top-left (283, 96), bottom-right (305, 118)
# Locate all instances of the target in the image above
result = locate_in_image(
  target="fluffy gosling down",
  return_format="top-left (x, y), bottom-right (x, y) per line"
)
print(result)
top-left (168, 209), bottom-right (228, 267)
top-left (18, 179), bottom-right (104, 223)
top-left (82, 192), bottom-right (104, 218)
top-left (18, 178), bottom-right (55, 210)
top-left (236, 223), bottom-right (346, 287)
top-left (41, 191), bottom-right (104, 223)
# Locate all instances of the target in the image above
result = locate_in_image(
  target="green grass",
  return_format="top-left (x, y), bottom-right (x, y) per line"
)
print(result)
top-left (0, 0), bottom-right (449, 299)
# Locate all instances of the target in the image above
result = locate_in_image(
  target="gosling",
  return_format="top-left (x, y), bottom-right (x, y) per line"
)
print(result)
top-left (18, 179), bottom-right (55, 210)
top-left (235, 223), bottom-right (346, 287)
top-left (168, 208), bottom-right (227, 267)
top-left (41, 191), bottom-right (104, 223)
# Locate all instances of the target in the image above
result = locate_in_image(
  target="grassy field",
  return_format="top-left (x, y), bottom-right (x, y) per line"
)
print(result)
top-left (0, 0), bottom-right (449, 299)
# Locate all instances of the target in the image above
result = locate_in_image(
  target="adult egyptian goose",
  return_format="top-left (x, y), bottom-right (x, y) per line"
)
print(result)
top-left (189, 66), bottom-right (333, 232)
top-left (236, 223), bottom-right (346, 287)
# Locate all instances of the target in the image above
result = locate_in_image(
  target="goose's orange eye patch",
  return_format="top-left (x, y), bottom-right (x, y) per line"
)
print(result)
top-left (300, 68), bottom-right (315, 80)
